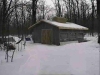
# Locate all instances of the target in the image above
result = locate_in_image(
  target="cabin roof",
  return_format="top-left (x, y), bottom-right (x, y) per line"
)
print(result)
top-left (28, 20), bottom-right (89, 30)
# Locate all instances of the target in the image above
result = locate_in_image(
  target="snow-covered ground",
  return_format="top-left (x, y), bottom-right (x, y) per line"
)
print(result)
top-left (0, 35), bottom-right (100, 75)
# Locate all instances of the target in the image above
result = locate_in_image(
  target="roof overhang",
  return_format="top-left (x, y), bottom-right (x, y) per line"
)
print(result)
top-left (28, 20), bottom-right (89, 30)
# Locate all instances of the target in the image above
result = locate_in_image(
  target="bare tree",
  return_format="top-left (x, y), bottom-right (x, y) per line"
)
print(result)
top-left (75, 0), bottom-right (80, 23)
top-left (91, 0), bottom-right (95, 36)
top-left (37, 0), bottom-right (53, 20)
top-left (52, 0), bottom-right (63, 17)
top-left (32, 0), bottom-right (38, 24)
top-left (97, 0), bottom-right (100, 43)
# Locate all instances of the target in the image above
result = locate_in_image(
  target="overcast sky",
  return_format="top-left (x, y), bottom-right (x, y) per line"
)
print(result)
top-left (24, 0), bottom-right (53, 6)
top-left (25, 0), bottom-right (92, 7)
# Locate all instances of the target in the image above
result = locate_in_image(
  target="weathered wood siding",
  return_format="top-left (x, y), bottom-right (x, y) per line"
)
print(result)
top-left (32, 21), bottom-right (60, 45)
top-left (59, 29), bottom-right (85, 42)
top-left (31, 21), bottom-right (86, 45)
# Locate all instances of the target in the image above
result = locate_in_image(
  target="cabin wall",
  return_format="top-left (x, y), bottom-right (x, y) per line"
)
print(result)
top-left (32, 22), bottom-right (60, 45)
top-left (59, 29), bottom-right (85, 42)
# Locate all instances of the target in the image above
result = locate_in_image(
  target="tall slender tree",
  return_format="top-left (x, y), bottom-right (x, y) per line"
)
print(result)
top-left (97, 0), bottom-right (100, 43)
top-left (32, 0), bottom-right (38, 24)
top-left (91, 0), bottom-right (95, 36)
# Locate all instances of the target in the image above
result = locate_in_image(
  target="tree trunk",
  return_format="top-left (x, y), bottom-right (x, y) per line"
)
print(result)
top-left (91, 0), bottom-right (95, 36)
top-left (2, 0), bottom-right (7, 40)
top-left (32, 0), bottom-right (38, 24)
top-left (97, 0), bottom-right (100, 43)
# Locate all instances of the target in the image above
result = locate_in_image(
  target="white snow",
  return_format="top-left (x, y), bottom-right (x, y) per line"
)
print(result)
top-left (44, 20), bottom-right (88, 30)
top-left (30, 20), bottom-right (88, 30)
top-left (0, 35), bottom-right (99, 75)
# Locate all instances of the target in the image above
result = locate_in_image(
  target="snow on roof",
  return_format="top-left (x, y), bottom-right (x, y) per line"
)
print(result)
top-left (28, 20), bottom-right (89, 30)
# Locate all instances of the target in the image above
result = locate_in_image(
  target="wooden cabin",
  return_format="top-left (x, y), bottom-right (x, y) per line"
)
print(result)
top-left (28, 20), bottom-right (88, 45)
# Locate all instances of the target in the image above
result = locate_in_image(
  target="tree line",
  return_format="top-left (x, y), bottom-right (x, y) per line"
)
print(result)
top-left (0, 0), bottom-right (100, 42)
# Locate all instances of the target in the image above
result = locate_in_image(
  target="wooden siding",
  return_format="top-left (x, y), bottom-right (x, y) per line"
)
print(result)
top-left (41, 29), bottom-right (53, 44)
top-left (32, 21), bottom-right (60, 45)
top-left (31, 21), bottom-right (86, 45)
top-left (59, 29), bottom-right (85, 42)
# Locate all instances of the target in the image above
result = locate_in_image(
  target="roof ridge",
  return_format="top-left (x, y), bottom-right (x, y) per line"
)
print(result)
top-left (28, 20), bottom-right (89, 30)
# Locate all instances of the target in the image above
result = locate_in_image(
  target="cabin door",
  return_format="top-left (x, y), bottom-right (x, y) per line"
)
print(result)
top-left (41, 29), bottom-right (53, 44)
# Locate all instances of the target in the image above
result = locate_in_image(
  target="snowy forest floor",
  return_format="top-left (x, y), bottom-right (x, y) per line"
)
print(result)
top-left (0, 35), bottom-right (100, 75)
